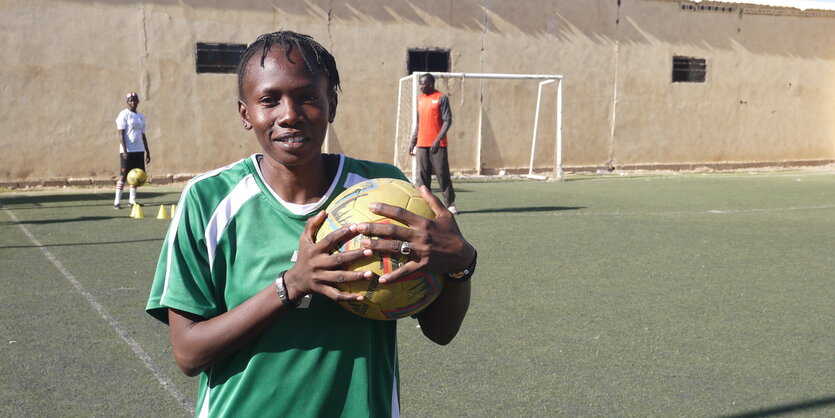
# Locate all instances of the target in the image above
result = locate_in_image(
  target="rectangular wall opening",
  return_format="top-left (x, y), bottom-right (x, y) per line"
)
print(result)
top-left (196, 43), bottom-right (246, 74)
top-left (407, 49), bottom-right (450, 74)
top-left (672, 56), bottom-right (707, 83)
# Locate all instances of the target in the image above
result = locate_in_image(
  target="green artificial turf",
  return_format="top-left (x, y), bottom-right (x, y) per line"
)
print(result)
top-left (1, 171), bottom-right (833, 417)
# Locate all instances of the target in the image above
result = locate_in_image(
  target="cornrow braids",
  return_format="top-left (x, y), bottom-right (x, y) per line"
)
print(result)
top-left (236, 31), bottom-right (341, 100)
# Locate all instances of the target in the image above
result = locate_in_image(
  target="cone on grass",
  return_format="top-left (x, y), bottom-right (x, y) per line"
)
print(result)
top-left (170, 204), bottom-right (177, 216)
top-left (156, 204), bottom-right (170, 220)
top-left (130, 203), bottom-right (144, 219)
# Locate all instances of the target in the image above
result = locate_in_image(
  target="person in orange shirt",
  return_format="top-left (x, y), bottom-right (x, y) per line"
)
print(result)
top-left (409, 73), bottom-right (457, 214)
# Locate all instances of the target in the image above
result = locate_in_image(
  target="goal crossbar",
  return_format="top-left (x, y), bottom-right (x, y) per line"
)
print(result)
top-left (394, 71), bottom-right (564, 181)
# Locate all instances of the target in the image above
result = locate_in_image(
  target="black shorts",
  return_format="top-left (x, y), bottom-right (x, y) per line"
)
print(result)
top-left (119, 152), bottom-right (146, 179)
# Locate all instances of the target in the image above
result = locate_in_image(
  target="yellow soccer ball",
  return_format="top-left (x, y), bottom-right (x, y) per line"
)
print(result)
top-left (316, 178), bottom-right (444, 320)
top-left (126, 168), bottom-right (147, 187)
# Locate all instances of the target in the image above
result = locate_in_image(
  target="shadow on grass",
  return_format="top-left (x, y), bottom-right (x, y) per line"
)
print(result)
top-left (4, 201), bottom-right (179, 211)
top-left (720, 395), bottom-right (835, 417)
top-left (459, 206), bottom-right (584, 214)
top-left (0, 192), bottom-right (174, 209)
top-left (0, 237), bottom-right (164, 250)
top-left (0, 216), bottom-right (117, 226)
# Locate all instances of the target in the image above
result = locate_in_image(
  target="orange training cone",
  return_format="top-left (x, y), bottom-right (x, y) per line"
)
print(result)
top-left (156, 204), bottom-right (170, 220)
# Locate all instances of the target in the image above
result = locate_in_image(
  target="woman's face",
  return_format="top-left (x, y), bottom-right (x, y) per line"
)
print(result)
top-left (127, 97), bottom-right (139, 112)
top-left (237, 46), bottom-right (337, 171)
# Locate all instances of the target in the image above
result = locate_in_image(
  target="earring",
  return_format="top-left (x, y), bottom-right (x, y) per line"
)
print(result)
top-left (243, 122), bottom-right (252, 129)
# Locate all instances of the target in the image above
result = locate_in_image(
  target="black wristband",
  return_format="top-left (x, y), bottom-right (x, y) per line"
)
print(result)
top-left (447, 249), bottom-right (477, 283)
top-left (275, 270), bottom-right (301, 308)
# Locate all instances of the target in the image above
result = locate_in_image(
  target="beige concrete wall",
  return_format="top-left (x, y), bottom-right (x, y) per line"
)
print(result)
top-left (1, 0), bottom-right (832, 185)
top-left (613, 0), bottom-right (835, 169)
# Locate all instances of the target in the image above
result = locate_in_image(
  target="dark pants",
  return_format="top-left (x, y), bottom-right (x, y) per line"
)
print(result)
top-left (415, 147), bottom-right (455, 207)
top-left (119, 152), bottom-right (146, 182)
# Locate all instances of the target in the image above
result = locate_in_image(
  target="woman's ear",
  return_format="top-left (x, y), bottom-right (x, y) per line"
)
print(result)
top-left (238, 100), bottom-right (252, 130)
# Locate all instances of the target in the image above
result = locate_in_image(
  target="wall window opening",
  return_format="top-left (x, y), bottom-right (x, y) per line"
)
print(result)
top-left (407, 49), bottom-right (450, 74)
top-left (672, 56), bottom-right (707, 83)
top-left (196, 43), bottom-right (246, 74)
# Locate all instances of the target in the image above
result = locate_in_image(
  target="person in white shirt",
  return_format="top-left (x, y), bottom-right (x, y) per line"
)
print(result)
top-left (114, 92), bottom-right (151, 209)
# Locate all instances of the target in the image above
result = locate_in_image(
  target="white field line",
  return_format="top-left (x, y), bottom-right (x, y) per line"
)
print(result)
top-left (571, 171), bottom-right (835, 182)
top-left (472, 205), bottom-right (835, 217)
top-left (1, 205), bottom-right (195, 414)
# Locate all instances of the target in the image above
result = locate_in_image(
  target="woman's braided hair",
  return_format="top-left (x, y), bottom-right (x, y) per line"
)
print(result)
top-left (236, 31), bottom-right (341, 100)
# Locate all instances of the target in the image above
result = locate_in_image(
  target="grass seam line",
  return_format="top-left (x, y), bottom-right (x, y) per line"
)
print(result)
top-left (1, 204), bottom-right (195, 415)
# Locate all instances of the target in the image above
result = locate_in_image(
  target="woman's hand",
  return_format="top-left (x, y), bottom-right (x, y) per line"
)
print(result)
top-left (356, 185), bottom-right (475, 284)
top-left (283, 211), bottom-right (375, 302)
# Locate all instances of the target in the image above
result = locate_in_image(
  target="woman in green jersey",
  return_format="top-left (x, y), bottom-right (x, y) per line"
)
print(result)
top-left (147, 31), bottom-right (476, 417)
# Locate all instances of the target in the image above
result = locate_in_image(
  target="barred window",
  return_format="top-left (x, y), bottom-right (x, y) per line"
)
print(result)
top-left (408, 49), bottom-right (450, 74)
top-left (672, 56), bottom-right (707, 83)
top-left (196, 43), bottom-right (246, 74)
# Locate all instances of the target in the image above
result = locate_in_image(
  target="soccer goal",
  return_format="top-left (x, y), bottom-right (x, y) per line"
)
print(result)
top-left (394, 72), bottom-right (564, 181)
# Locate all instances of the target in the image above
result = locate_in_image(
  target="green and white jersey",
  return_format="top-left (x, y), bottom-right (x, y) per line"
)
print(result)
top-left (146, 154), bottom-right (408, 418)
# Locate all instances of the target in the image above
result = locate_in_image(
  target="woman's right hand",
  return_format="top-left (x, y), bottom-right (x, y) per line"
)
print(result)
top-left (283, 211), bottom-right (374, 303)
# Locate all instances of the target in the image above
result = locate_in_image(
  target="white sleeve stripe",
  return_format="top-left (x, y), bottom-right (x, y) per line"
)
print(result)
top-left (391, 375), bottom-right (400, 418)
top-left (204, 174), bottom-right (261, 269)
top-left (344, 172), bottom-right (371, 189)
top-left (160, 159), bottom-right (247, 303)
top-left (391, 342), bottom-right (400, 417)
top-left (198, 368), bottom-right (213, 418)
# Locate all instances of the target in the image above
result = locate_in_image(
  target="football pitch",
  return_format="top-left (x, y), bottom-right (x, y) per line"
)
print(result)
top-left (1, 170), bottom-right (833, 417)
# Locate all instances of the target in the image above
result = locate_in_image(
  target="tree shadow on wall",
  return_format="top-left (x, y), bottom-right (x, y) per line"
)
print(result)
top-left (137, 0), bottom-right (830, 60)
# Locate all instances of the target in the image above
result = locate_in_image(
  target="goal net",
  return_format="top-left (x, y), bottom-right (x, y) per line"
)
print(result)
top-left (394, 72), bottom-right (564, 181)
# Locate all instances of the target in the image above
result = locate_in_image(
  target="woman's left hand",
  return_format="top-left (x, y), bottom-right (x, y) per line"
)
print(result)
top-left (356, 185), bottom-right (475, 284)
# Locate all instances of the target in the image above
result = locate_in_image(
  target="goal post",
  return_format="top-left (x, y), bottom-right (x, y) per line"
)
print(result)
top-left (394, 72), bottom-right (564, 182)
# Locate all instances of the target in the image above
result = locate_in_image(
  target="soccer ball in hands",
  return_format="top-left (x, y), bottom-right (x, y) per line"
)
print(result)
top-left (315, 178), bottom-right (444, 320)
top-left (126, 168), bottom-right (147, 187)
